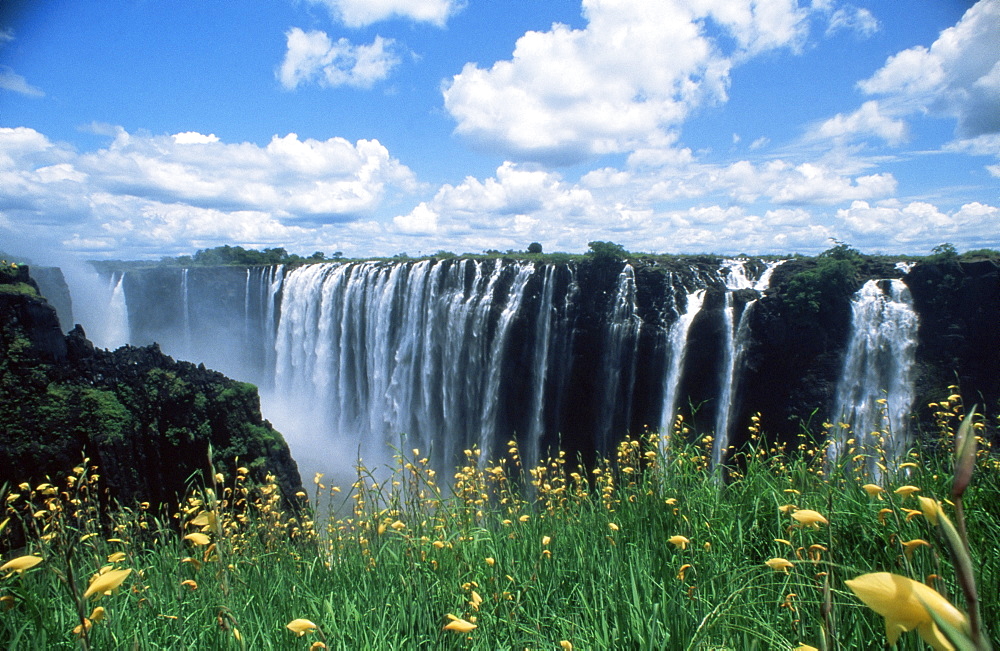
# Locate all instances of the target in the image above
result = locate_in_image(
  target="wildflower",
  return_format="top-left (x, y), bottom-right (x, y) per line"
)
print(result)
top-left (667, 535), bottom-right (690, 550)
top-left (778, 504), bottom-right (797, 514)
top-left (180, 579), bottom-right (198, 590)
top-left (310, 643), bottom-right (327, 650)
top-left (894, 485), bottom-right (920, 499)
top-left (765, 558), bottom-right (794, 573)
top-left (918, 496), bottom-right (941, 526)
top-left (794, 645), bottom-right (819, 651)
top-left (560, 642), bottom-right (573, 650)
top-left (845, 572), bottom-right (968, 650)
top-left (484, 557), bottom-right (495, 567)
top-left (1, 555), bottom-right (43, 575)
top-left (677, 563), bottom-right (692, 581)
top-left (89, 606), bottom-right (106, 623)
top-left (73, 619), bottom-right (93, 637)
top-left (287, 618), bottom-right (318, 636)
top-left (791, 509), bottom-right (828, 528)
top-left (83, 568), bottom-right (132, 599)
top-left (469, 590), bottom-right (483, 611)
top-left (862, 484), bottom-right (885, 498)
top-left (900, 539), bottom-right (930, 560)
top-left (608, 522), bottom-right (619, 531)
top-left (390, 520), bottom-right (406, 531)
top-left (774, 538), bottom-right (792, 547)
top-left (877, 508), bottom-right (894, 525)
top-left (443, 615), bottom-right (477, 633)
top-left (902, 508), bottom-right (924, 522)
top-left (183, 532), bottom-right (210, 546)
top-left (107, 552), bottom-right (126, 563)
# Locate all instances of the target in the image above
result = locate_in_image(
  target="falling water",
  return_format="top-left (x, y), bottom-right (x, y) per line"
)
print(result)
top-left (712, 260), bottom-right (784, 465)
top-left (180, 268), bottom-right (192, 357)
top-left (596, 264), bottom-right (643, 453)
top-left (525, 264), bottom-right (558, 466)
top-left (97, 272), bottom-right (130, 350)
top-left (831, 279), bottom-right (920, 467)
top-left (659, 283), bottom-right (707, 438)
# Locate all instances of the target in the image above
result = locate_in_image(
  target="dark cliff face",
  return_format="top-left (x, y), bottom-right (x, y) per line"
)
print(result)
top-left (906, 260), bottom-right (1000, 416)
top-left (0, 268), bottom-right (303, 508)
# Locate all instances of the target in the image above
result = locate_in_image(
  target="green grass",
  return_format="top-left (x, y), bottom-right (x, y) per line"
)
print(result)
top-left (1, 401), bottom-right (998, 650)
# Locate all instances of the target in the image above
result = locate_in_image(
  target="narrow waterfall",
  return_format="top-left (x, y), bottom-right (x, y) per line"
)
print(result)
top-left (596, 264), bottom-right (643, 453)
top-left (711, 260), bottom-right (784, 465)
top-left (180, 268), bottom-right (192, 357)
top-left (831, 278), bottom-right (920, 467)
top-left (525, 264), bottom-right (558, 466)
top-left (659, 284), bottom-right (706, 438)
top-left (99, 272), bottom-right (130, 350)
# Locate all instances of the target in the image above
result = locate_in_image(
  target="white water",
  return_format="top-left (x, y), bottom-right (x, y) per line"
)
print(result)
top-left (525, 264), bottom-right (557, 466)
top-left (659, 285), bottom-right (706, 438)
top-left (596, 264), bottom-right (643, 452)
top-left (711, 260), bottom-right (784, 464)
top-left (831, 279), bottom-right (920, 467)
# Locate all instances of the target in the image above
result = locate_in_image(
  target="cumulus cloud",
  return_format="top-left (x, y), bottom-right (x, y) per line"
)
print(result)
top-left (0, 126), bottom-right (418, 257)
top-left (824, 5), bottom-right (879, 38)
top-left (836, 199), bottom-right (1000, 249)
top-left (278, 28), bottom-right (401, 90)
top-left (443, 0), bottom-right (812, 163)
top-left (303, 0), bottom-right (462, 28)
top-left (858, 0), bottom-right (1000, 138)
top-left (812, 100), bottom-right (907, 145)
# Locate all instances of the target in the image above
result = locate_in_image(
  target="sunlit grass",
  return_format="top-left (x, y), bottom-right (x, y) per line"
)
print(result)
top-left (1, 392), bottom-right (997, 649)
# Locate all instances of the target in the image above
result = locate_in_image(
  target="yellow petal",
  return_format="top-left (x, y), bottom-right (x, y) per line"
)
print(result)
top-left (765, 557), bottom-right (794, 572)
top-left (894, 485), bottom-right (921, 498)
top-left (0, 555), bottom-right (43, 573)
top-left (183, 532), bottom-right (210, 546)
top-left (794, 645), bottom-right (819, 651)
top-left (107, 552), bottom-right (126, 563)
top-left (286, 618), bottom-right (318, 636)
top-left (560, 641), bottom-right (573, 650)
top-left (443, 617), bottom-right (477, 633)
top-left (845, 572), bottom-right (967, 647)
top-left (862, 484), bottom-right (885, 498)
top-left (83, 568), bottom-right (132, 599)
top-left (918, 496), bottom-right (941, 526)
top-left (89, 606), bottom-right (106, 623)
top-left (791, 509), bottom-right (828, 526)
top-left (667, 535), bottom-right (690, 549)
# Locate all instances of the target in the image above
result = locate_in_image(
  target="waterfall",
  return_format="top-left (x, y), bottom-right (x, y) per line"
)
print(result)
top-left (596, 264), bottom-right (643, 453)
top-left (711, 260), bottom-right (784, 465)
top-left (180, 268), bottom-right (192, 357)
top-left (272, 260), bottom-right (539, 470)
top-left (831, 279), bottom-right (920, 468)
top-left (659, 284), bottom-right (706, 438)
top-left (525, 264), bottom-right (558, 466)
top-left (98, 272), bottom-right (130, 350)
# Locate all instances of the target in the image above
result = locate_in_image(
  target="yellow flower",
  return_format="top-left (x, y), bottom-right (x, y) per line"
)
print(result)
top-left (181, 579), bottom-right (198, 590)
top-left (286, 618), bottom-right (318, 636)
top-left (778, 503), bottom-right (797, 514)
top-left (677, 563), bottom-right (692, 581)
top-left (862, 484), bottom-right (885, 498)
top-left (667, 535), bottom-right (690, 549)
top-left (918, 496), bottom-right (941, 526)
top-left (608, 522), bottom-right (619, 531)
top-left (1, 555), bottom-right (43, 574)
top-left (877, 508), bottom-right (895, 525)
top-left (183, 532), bottom-right (210, 546)
top-left (560, 641), bottom-right (573, 650)
top-left (107, 552), bottom-right (126, 563)
top-left (469, 590), bottom-right (483, 611)
top-left (894, 485), bottom-right (921, 498)
top-left (89, 606), bottom-right (106, 623)
top-left (443, 615), bottom-right (477, 633)
top-left (901, 539), bottom-right (930, 560)
top-left (83, 568), bottom-right (132, 599)
top-left (845, 572), bottom-right (968, 650)
top-left (791, 509), bottom-right (828, 527)
top-left (765, 557), bottom-right (794, 573)
top-left (794, 645), bottom-right (819, 651)
top-left (541, 535), bottom-right (551, 546)
top-left (484, 557), bottom-right (495, 566)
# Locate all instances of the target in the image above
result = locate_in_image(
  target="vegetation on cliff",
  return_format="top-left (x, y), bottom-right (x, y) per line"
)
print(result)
top-left (0, 265), bottom-right (302, 515)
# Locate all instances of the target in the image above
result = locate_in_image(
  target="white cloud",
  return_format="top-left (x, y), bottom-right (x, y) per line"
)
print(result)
top-left (0, 127), bottom-right (419, 257)
top-left (278, 28), bottom-right (400, 90)
top-left (812, 100), bottom-right (907, 145)
top-left (303, 0), bottom-right (462, 28)
top-left (0, 65), bottom-right (44, 97)
top-left (443, 0), bottom-right (812, 163)
top-left (858, 0), bottom-right (1000, 138)
top-left (836, 199), bottom-right (1000, 249)
top-left (824, 5), bottom-right (879, 38)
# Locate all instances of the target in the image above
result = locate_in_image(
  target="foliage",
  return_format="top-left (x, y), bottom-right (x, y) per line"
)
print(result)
top-left (1, 393), bottom-right (996, 648)
top-left (927, 243), bottom-right (960, 264)
top-left (527, 242), bottom-right (543, 254)
top-left (781, 243), bottom-right (866, 319)
top-left (586, 241), bottom-right (630, 263)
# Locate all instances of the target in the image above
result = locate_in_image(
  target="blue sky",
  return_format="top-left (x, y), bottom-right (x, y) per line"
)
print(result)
top-left (1, 0), bottom-right (997, 261)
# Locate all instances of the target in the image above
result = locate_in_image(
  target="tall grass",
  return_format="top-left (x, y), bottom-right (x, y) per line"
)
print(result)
top-left (1, 393), bottom-right (997, 649)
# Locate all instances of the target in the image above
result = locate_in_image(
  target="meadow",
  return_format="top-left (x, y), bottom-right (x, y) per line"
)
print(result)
top-left (1, 393), bottom-right (997, 650)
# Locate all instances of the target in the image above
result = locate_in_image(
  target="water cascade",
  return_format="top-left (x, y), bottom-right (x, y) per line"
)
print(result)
top-left (831, 279), bottom-right (920, 467)
top-left (596, 264), bottom-right (643, 453)
top-left (659, 281), bottom-right (707, 439)
top-left (711, 260), bottom-right (784, 465)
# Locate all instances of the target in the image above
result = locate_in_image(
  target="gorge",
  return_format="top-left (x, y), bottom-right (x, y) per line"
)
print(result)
top-left (58, 250), bottom-right (1000, 480)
